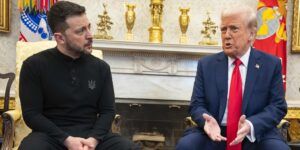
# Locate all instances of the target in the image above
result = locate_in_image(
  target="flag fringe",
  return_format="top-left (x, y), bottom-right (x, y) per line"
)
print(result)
top-left (18, 0), bottom-right (58, 13)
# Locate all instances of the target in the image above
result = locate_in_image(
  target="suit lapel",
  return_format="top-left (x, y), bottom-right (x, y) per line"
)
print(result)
top-left (215, 53), bottom-right (228, 123)
top-left (242, 48), bottom-right (261, 113)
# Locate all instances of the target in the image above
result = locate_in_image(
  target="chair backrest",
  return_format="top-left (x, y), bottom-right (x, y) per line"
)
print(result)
top-left (13, 41), bottom-right (103, 148)
top-left (0, 73), bottom-right (15, 112)
top-left (14, 41), bottom-right (58, 147)
top-left (15, 41), bottom-right (58, 111)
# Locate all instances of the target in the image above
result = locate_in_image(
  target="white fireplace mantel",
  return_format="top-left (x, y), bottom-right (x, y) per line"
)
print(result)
top-left (92, 40), bottom-right (222, 55)
top-left (93, 40), bottom-right (222, 105)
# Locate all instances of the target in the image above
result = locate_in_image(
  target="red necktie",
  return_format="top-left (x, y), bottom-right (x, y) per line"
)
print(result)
top-left (227, 59), bottom-right (243, 150)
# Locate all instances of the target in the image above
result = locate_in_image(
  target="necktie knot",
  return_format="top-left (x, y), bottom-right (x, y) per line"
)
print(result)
top-left (234, 59), bottom-right (242, 66)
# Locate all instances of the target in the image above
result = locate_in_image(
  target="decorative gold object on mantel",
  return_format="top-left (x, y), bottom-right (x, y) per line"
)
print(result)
top-left (179, 7), bottom-right (190, 44)
top-left (149, 0), bottom-right (164, 43)
top-left (285, 107), bottom-right (300, 142)
top-left (125, 4), bottom-right (136, 41)
top-left (94, 3), bottom-right (113, 40)
top-left (199, 12), bottom-right (218, 45)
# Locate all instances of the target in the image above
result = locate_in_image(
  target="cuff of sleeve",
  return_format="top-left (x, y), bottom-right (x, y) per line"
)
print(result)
top-left (88, 132), bottom-right (105, 142)
top-left (245, 119), bottom-right (256, 142)
top-left (57, 133), bottom-right (70, 144)
top-left (194, 112), bottom-right (210, 128)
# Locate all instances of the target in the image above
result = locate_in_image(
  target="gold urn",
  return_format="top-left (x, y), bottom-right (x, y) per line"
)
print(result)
top-left (149, 0), bottom-right (164, 43)
top-left (179, 7), bottom-right (190, 44)
top-left (125, 4), bottom-right (136, 40)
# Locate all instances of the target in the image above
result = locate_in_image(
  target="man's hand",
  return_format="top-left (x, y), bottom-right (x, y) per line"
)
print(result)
top-left (81, 137), bottom-right (99, 150)
top-left (203, 113), bottom-right (227, 142)
top-left (64, 136), bottom-right (85, 150)
top-left (230, 115), bottom-right (250, 146)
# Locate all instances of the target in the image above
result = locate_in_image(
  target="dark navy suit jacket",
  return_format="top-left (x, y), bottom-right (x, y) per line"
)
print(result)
top-left (189, 48), bottom-right (287, 142)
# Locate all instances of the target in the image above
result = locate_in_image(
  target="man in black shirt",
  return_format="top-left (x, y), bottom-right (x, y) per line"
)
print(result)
top-left (19, 1), bottom-right (133, 150)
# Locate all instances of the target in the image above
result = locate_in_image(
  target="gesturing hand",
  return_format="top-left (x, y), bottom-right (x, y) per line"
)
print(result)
top-left (203, 113), bottom-right (227, 142)
top-left (230, 115), bottom-right (250, 146)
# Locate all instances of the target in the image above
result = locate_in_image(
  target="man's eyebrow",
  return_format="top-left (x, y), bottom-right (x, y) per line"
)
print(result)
top-left (74, 24), bottom-right (90, 30)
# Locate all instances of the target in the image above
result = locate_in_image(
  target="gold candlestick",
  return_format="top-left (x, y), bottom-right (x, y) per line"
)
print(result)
top-left (179, 7), bottom-right (190, 44)
top-left (94, 3), bottom-right (113, 40)
top-left (199, 12), bottom-right (218, 45)
top-left (149, 0), bottom-right (164, 43)
top-left (125, 4), bottom-right (136, 41)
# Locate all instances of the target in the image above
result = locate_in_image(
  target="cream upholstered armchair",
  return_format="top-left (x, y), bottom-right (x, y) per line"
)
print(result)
top-left (1, 41), bottom-right (120, 150)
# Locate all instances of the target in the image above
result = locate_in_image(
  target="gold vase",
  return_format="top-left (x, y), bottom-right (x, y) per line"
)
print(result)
top-left (179, 7), bottom-right (190, 44)
top-left (149, 0), bottom-right (164, 43)
top-left (125, 4), bottom-right (136, 40)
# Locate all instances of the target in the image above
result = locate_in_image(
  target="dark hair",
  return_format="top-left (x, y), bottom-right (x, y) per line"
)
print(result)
top-left (47, 1), bottom-right (86, 33)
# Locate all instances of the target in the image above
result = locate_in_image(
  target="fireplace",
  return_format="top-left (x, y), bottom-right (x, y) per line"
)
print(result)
top-left (93, 40), bottom-right (221, 149)
top-left (116, 103), bottom-right (188, 149)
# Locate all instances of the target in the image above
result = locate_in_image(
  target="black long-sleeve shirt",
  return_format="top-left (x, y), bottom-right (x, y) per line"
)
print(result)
top-left (19, 47), bottom-right (115, 144)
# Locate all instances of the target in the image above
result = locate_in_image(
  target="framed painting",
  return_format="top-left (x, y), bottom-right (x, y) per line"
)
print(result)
top-left (0, 0), bottom-right (10, 32)
top-left (292, 0), bottom-right (300, 52)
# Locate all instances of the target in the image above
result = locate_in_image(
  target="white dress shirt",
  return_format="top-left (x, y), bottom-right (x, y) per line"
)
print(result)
top-left (221, 48), bottom-right (256, 142)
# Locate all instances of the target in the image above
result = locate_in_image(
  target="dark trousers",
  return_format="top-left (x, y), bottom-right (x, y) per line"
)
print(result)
top-left (176, 127), bottom-right (290, 150)
top-left (19, 132), bottom-right (134, 150)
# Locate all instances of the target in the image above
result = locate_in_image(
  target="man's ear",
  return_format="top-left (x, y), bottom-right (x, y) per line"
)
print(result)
top-left (250, 28), bottom-right (257, 40)
top-left (249, 32), bottom-right (256, 41)
top-left (54, 33), bottom-right (65, 44)
top-left (250, 35), bottom-right (254, 41)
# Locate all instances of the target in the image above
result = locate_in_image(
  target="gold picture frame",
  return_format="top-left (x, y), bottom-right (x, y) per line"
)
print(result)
top-left (0, 0), bottom-right (10, 32)
top-left (292, 0), bottom-right (300, 52)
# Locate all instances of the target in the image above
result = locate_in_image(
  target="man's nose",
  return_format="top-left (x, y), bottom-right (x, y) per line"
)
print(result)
top-left (86, 29), bottom-right (93, 39)
top-left (224, 29), bottom-right (231, 37)
top-left (224, 29), bottom-right (232, 39)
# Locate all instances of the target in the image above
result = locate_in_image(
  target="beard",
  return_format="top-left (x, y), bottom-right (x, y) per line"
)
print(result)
top-left (65, 38), bottom-right (93, 55)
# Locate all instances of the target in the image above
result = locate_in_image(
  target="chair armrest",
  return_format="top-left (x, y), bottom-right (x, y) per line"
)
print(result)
top-left (277, 119), bottom-right (290, 129)
top-left (1, 110), bottom-right (22, 150)
top-left (112, 114), bottom-right (121, 134)
top-left (2, 110), bottom-right (21, 122)
top-left (185, 117), bottom-right (197, 129)
top-left (277, 119), bottom-right (290, 142)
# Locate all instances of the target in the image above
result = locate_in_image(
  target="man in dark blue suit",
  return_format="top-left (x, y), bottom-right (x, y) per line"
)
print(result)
top-left (176, 4), bottom-right (289, 150)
